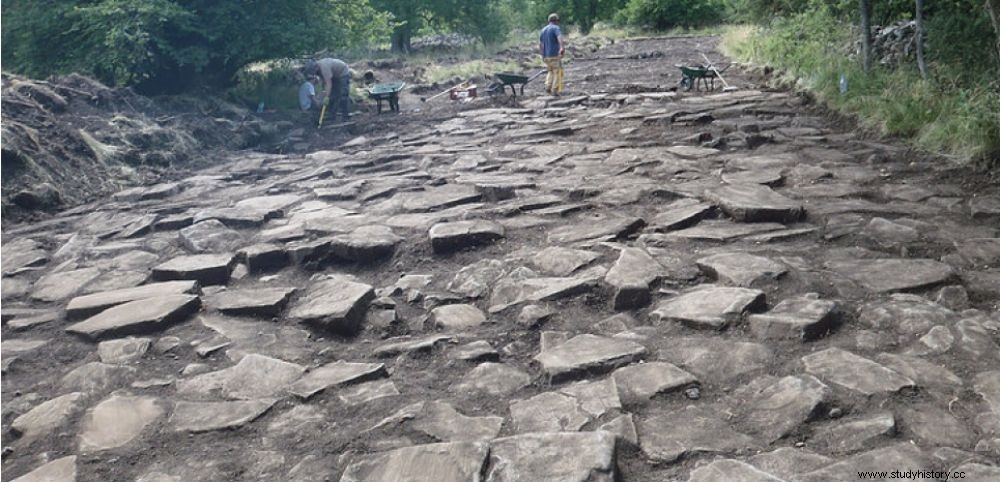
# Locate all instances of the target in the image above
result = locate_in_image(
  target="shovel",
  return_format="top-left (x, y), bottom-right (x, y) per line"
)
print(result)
top-left (317, 99), bottom-right (328, 128)
top-left (421, 81), bottom-right (468, 102)
top-left (701, 54), bottom-right (738, 92)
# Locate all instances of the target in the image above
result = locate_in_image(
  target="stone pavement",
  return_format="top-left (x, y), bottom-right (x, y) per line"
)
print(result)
top-left (3, 36), bottom-right (999, 481)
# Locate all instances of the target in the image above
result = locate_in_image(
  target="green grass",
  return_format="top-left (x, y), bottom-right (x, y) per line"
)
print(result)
top-left (722, 22), bottom-right (1000, 168)
top-left (422, 59), bottom-right (522, 83)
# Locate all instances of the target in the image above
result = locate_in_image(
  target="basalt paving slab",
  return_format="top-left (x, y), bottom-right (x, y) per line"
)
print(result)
top-left (170, 399), bottom-right (276, 433)
top-left (371, 401), bottom-right (503, 443)
top-left (695, 252), bottom-right (787, 287)
top-left (534, 334), bottom-right (646, 382)
top-left (651, 286), bottom-right (766, 330)
top-left (207, 287), bottom-right (296, 317)
top-left (288, 276), bottom-right (375, 334)
top-left (639, 405), bottom-right (758, 463)
top-left (287, 361), bottom-right (387, 399)
top-left (748, 294), bottom-right (840, 341)
top-left (686, 460), bottom-right (784, 482)
top-left (802, 348), bottom-right (915, 395)
top-left (704, 184), bottom-right (804, 223)
top-left (65, 294), bottom-right (201, 341)
top-left (151, 253), bottom-right (237, 286)
top-left (8, 456), bottom-right (77, 482)
top-left (176, 353), bottom-right (305, 400)
top-left (824, 258), bottom-right (954, 293)
top-left (339, 441), bottom-right (489, 482)
top-left (66, 280), bottom-right (200, 319)
top-left (78, 394), bottom-right (164, 452)
top-left (486, 431), bottom-right (618, 482)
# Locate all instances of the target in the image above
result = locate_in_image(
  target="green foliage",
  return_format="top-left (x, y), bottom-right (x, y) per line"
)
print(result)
top-left (2, 0), bottom-right (391, 93)
top-left (374, 0), bottom-right (512, 52)
top-left (618, 0), bottom-right (726, 30)
top-left (722, 11), bottom-right (1000, 167)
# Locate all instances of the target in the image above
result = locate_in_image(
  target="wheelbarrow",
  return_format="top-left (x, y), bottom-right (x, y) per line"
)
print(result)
top-left (367, 81), bottom-right (405, 113)
top-left (490, 70), bottom-right (545, 97)
top-left (676, 63), bottom-right (731, 91)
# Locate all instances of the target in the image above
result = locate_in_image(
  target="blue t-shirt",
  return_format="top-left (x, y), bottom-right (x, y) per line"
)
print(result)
top-left (540, 24), bottom-right (561, 58)
top-left (299, 81), bottom-right (316, 111)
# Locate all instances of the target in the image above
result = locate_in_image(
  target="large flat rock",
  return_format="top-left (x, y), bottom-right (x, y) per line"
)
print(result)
top-left (207, 287), bottom-right (296, 317)
top-left (288, 361), bottom-right (387, 399)
top-left (824, 258), bottom-right (954, 293)
top-left (429, 220), bottom-right (505, 253)
top-left (430, 303), bottom-right (488, 329)
top-left (288, 276), bottom-right (374, 334)
top-left (687, 460), bottom-right (784, 482)
top-left (11, 392), bottom-right (86, 442)
top-left (794, 443), bottom-right (932, 482)
top-left (489, 271), bottom-right (598, 313)
top-left (742, 375), bottom-right (831, 442)
top-left (371, 401), bottom-right (503, 443)
top-left (748, 294), bottom-right (840, 341)
top-left (802, 348), bottom-right (915, 395)
top-left (604, 247), bottom-right (664, 309)
top-left (530, 247), bottom-right (600, 276)
top-left (487, 431), bottom-right (618, 482)
top-left (547, 215), bottom-right (644, 245)
top-left (9, 456), bottom-right (77, 482)
top-left (696, 253), bottom-right (787, 287)
top-left (639, 406), bottom-right (758, 463)
top-left (705, 184), bottom-right (804, 223)
top-left (340, 441), bottom-right (489, 482)
top-left (151, 253), bottom-right (237, 286)
top-left (176, 354), bottom-right (305, 400)
top-left (452, 362), bottom-right (531, 396)
top-left (659, 337), bottom-right (774, 384)
top-left (170, 399), bottom-right (276, 433)
top-left (651, 286), bottom-right (766, 330)
top-left (30, 267), bottom-right (102, 302)
top-left (78, 394), bottom-right (164, 452)
top-left (612, 362), bottom-right (698, 405)
top-left (179, 220), bottom-right (243, 253)
top-left (330, 225), bottom-right (403, 262)
top-left (510, 378), bottom-right (620, 433)
top-left (534, 334), bottom-right (646, 382)
top-left (66, 280), bottom-right (200, 319)
top-left (65, 295), bottom-right (201, 341)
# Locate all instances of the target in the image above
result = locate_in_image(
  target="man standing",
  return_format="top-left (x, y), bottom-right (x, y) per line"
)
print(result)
top-left (305, 57), bottom-right (351, 122)
top-left (539, 13), bottom-right (565, 96)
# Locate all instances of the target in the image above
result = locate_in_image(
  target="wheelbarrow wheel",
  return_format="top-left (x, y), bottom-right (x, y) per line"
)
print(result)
top-left (679, 76), bottom-right (693, 92)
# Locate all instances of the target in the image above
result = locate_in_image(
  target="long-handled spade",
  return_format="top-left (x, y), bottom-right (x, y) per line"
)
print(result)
top-left (317, 99), bottom-right (328, 128)
top-left (701, 53), bottom-right (738, 92)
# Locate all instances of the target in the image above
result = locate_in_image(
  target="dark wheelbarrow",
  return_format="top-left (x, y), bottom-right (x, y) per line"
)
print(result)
top-left (489, 71), bottom-right (546, 97)
top-left (676, 63), bottom-right (731, 91)
top-left (368, 81), bottom-right (405, 113)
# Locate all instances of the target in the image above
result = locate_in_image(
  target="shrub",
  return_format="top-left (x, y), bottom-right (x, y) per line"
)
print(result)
top-left (619, 0), bottom-right (726, 30)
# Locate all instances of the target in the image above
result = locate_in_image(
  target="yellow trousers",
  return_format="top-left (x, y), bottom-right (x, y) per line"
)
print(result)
top-left (543, 57), bottom-right (564, 94)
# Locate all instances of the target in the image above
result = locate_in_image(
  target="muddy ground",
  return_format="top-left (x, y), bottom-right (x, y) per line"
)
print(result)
top-left (2, 35), bottom-right (1000, 482)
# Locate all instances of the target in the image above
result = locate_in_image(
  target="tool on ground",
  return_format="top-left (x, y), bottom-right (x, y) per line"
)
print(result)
top-left (491, 70), bottom-right (546, 97)
top-left (317, 98), bottom-right (328, 128)
top-left (449, 83), bottom-right (477, 100)
top-left (367, 81), bottom-right (406, 113)
top-left (701, 53), bottom-right (738, 92)
top-left (421, 81), bottom-right (468, 102)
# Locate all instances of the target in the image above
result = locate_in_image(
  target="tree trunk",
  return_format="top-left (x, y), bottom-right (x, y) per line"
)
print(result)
top-left (987, 0), bottom-right (1000, 62)
top-left (390, 26), bottom-right (412, 54)
top-left (860, 0), bottom-right (873, 74)
top-left (915, 0), bottom-right (928, 79)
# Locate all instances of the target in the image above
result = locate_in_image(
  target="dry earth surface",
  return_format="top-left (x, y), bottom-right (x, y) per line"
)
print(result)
top-left (3, 35), bottom-right (1000, 482)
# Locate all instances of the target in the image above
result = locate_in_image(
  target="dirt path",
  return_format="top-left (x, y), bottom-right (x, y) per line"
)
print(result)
top-left (3, 36), bottom-right (1000, 482)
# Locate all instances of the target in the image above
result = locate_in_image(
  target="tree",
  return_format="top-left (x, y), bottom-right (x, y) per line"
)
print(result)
top-left (860, 0), bottom-right (873, 74)
top-left (374, 0), bottom-right (509, 54)
top-left (987, 0), bottom-right (1000, 61)
top-left (915, 0), bottom-right (928, 79)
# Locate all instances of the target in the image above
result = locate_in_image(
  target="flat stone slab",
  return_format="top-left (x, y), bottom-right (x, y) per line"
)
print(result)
top-left (510, 378), bottom-right (621, 432)
top-left (530, 247), bottom-right (600, 276)
top-left (722, 168), bottom-right (784, 186)
top-left (902, 404), bottom-right (976, 447)
top-left (207, 287), bottom-right (296, 317)
top-left (340, 441), bottom-right (489, 482)
top-left (534, 334), bottom-right (646, 382)
top-left (612, 362), bottom-right (698, 405)
top-left (650, 199), bottom-right (714, 232)
top-left (802, 348), bottom-right (915, 395)
top-left (429, 220), bottom-right (505, 253)
top-left (824, 258), bottom-right (954, 293)
top-left (659, 337), bottom-right (774, 384)
top-left (288, 361), bottom-right (387, 399)
top-left (743, 375), bottom-right (831, 442)
top-left (489, 271), bottom-right (597, 313)
top-left (98, 337), bottom-right (152, 364)
top-left (794, 443), bottom-right (932, 482)
top-left (687, 460), bottom-right (784, 482)
top-left (430, 303), bottom-right (487, 329)
top-left (748, 294), bottom-right (840, 341)
top-left (59, 362), bottom-right (135, 395)
top-left (78, 394), bottom-right (164, 452)
top-left (705, 184), bottom-right (804, 223)
top-left (372, 401), bottom-right (503, 443)
top-left (452, 362), bottom-right (531, 396)
top-left (30, 267), bottom-right (102, 302)
top-left (151, 253), bottom-right (237, 286)
top-left (447, 259), bottom-right (505, 298)
top-left (66, 295), bottom-right (201, 341)
top-left (657, 221), bottom-right (786, 242)
top-left (340, 379), bottom-right (400, 406)
top-left (604, 247), bottom-right (664, 309)
top-left (66, 281), bottom-right (200, 319)
top-left (639, 405), bottom-right (758, 463)
top-left (487, 431), bottom-right (618, 482)
top-left (747, 448), bottom-right (832, 480)
top-left (547, 215), bottom-right (644, 244)
top-left (288, 276), bottom-right (374, 334)
top-left (812, 412), bottom-right (896, 453)
top-left (859, 293), bottom-right (956, 337)
top-left (9, 456), bottom-right (77, 482)
top-left (11, 392), bottom-right (86, 442)
top-left (179, 220), bottom-right (243, 253)
top-left (696, 253), bottom-right (787, 287)
top-left (402, 184), bottom-right (483, 213)
top-left (954, 238), bottom-right (1000, 267)
top-left (330, 225), bottom-right (403, 262)
top-left (651, 286), bottom-right (766, 330)
top-left (176, 354), bottom-right (305, 400)
top-left (170, 399), bottom-right (276, 433)
top-left (974, 370), bottom-right (1000, 416)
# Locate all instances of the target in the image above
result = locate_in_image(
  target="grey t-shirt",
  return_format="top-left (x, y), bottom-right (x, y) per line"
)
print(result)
top-left (317, 58), bottom-right (349, 81)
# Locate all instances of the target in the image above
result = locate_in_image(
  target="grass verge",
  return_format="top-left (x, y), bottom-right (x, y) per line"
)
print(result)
top-left (722, 20), bottom-right (1000, 168)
